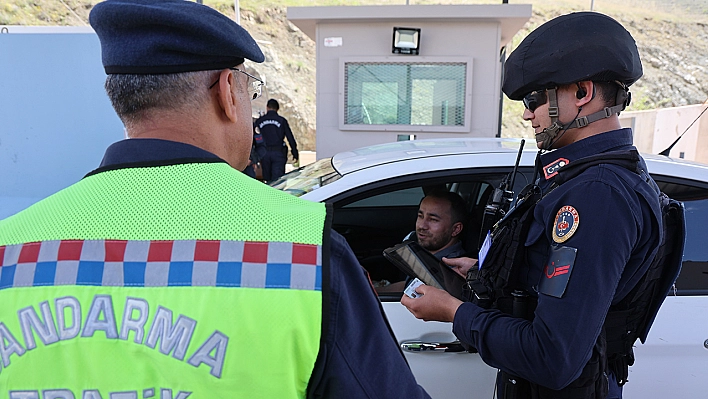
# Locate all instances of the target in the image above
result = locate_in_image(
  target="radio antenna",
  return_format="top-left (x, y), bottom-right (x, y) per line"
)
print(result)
top-left (659, 102), bottom-right (708, 156)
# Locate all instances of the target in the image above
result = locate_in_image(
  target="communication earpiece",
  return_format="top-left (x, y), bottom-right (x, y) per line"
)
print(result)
top-left (575, 82), bottom-right (587, 99)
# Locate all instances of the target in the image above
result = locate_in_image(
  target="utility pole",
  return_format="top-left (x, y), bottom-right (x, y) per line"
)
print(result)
top-left (235, 0), bottom-right (240, 24)
top-left (497, 0), bottom-right (509, 137)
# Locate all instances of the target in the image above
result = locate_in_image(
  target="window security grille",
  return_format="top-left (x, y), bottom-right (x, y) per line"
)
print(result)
top-left (344, 62), bottom-right (466, 127)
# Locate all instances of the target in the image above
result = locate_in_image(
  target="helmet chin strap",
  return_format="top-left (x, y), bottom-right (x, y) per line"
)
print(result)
top-left (536, 87), bottom-right (563, 150)
top-left (536, 85), bottom-right (630, 151)
top-left (536, 122), bottom-right (563, 151)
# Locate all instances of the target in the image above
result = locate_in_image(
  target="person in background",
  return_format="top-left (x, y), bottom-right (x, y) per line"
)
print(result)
top-left (0, 1), bottom-right (430, 397)
top-left (254, 98), bottom-right (299, 182)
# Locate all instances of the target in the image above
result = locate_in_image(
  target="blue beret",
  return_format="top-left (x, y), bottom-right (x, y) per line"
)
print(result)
top-left (89, 0), bottom-right (265, 74)
top-left (503, 12), bottom-right (642, 100)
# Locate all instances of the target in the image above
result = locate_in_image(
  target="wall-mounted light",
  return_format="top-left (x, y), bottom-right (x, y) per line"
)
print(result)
top-left (392, 27), bottom-right (421, 55)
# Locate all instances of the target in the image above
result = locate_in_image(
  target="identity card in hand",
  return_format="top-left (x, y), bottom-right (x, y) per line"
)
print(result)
top-left (404, 278), bottom-right (425, 298)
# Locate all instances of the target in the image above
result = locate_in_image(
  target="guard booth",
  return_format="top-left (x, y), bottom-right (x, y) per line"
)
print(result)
top-left (288, 4), bottom-right (532, 159)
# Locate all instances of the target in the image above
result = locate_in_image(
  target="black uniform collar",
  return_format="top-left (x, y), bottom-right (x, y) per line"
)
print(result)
top-left (86, 138), bottom-right (226, 178)
top-left (539, 128), bottom-right (634, 181)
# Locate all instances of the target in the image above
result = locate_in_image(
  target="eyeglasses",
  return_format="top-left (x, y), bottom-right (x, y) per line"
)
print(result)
top-left (522, 89), bottom-right (548, 112)
top-left (208, 68), bottom-right (265, 101)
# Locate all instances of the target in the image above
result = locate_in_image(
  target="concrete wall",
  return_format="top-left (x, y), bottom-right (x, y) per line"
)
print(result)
top-left (697, 110), bottom-right (708, 163)
top-left (621, 103), bottom-right (708, 164)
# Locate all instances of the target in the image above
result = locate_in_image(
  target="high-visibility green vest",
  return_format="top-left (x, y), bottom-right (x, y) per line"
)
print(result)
top-left (0, 162), bottom-right (327, 398)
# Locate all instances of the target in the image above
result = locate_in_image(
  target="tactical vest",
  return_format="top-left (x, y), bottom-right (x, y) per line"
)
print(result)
top-left (0, 161), bottom-right (328, 398)
top-left (465, 150), bottom-right (685, 399)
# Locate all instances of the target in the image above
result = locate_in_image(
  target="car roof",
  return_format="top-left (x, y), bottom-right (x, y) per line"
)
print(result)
top-left (331, 138), bottom-right (532, 175)
top-left (330, 137), bottom-right (708, 184)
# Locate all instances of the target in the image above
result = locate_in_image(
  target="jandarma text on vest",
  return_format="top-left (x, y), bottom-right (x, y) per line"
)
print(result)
top-left (0, 294), bottom-right (228, 378)
top-left (9, 388), bottom-right (191, 399)
top-left (258, 120), bottom-right (281, 128)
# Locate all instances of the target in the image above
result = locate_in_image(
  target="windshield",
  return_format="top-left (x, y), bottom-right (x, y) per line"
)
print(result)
top-left (269, 158), bottom-right (342, 197)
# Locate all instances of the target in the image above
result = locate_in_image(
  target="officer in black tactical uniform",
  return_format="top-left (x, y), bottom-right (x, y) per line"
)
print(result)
top-left (254, 99), bottom-right (298, 182)
top-left (402, 12), bottom-right (684, 399)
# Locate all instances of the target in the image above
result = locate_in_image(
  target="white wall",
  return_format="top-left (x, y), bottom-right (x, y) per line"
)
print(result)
top-left (315, 21), bottom-right (501, 158)
top-left (621, 103), bottom-right (708, 163)
top-left (0, 27), bottom-right (124, 219)
top-left (289, 5), bottom-right (532, 159)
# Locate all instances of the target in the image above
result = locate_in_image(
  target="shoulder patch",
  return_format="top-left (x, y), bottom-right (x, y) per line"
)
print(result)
top-left (552, 205), bottom-right (579, 243)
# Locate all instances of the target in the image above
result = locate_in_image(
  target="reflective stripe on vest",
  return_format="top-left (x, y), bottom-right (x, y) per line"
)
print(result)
top-left (0, 163), bottom-right (326, 398)
top-left (0, 239), bottom-right (321, 291)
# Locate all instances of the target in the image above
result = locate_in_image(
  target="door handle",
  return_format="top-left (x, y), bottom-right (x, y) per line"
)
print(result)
top-left (400, 340), bottom-right (469, 353)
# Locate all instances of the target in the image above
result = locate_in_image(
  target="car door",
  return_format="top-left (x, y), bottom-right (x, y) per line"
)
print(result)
top-left (327, 168), bottom-right (531, 398)
top-left (328, 163), bottom-right (708, 397)
top-left (623, 174), bottom-right (708, 398)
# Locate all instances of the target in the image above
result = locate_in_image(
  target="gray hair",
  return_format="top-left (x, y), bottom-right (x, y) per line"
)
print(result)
top-left (104, 70), bottom-right (215, 127)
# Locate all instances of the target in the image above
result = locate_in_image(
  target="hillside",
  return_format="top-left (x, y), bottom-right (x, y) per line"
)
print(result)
top-left (3, 0), bottom-right (707, 149)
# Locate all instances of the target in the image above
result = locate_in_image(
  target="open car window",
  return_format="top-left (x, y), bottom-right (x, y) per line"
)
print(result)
top-left (330, 169), bottom-right (708, 299)
top-left (330, 170), bottom-right (533, 300)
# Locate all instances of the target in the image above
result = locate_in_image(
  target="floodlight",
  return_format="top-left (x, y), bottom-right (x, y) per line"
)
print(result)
top-left (392, 27), bottom-right (421, 55)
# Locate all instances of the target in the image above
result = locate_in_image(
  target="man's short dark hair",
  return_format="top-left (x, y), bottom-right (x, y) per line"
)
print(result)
top-left (594, 81), bottom-right (625, 108)
top-left (267, 99), bottom-right (280, 111)
top-left (422, 190), bottom-right (467, 226)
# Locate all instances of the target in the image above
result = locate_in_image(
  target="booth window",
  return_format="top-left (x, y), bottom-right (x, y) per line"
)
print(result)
top-left (344, 62), bottom-right (466, 126)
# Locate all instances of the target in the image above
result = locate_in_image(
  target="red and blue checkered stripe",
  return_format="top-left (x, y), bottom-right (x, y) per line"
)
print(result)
top-left (0, 240), bottom-right (322, 291)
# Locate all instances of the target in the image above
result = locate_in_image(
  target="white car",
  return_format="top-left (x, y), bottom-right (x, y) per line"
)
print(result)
top-left (271, 138), bottom-right (708, 398)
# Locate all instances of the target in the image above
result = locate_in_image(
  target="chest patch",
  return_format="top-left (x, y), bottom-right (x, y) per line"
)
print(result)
top-left (539, 245), bottom-right (577, 298)
top-left (552, 205), bottom-right (579, 243)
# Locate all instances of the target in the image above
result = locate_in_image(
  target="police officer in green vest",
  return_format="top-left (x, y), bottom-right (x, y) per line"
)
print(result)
top-left (0, 1), bottom-right (430, 397)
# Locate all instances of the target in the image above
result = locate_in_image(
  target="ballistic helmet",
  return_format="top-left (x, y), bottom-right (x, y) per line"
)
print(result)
top-left (502, 12), bottom-right (642, 101)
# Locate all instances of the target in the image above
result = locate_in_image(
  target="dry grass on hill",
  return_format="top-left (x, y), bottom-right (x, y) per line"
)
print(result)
top-left (2, 0), bottom-right (706, 148)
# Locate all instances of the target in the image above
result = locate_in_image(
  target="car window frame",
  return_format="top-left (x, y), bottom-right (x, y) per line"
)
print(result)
top-left (326, 166), bottom-right (535, 302)
top-left (327, 167), bottom-right (708, 299)
top-left (652, 174), bottom-right (708, 296)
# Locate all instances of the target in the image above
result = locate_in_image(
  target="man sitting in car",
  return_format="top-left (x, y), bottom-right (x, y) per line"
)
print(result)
top-left (377, 189), bottom-right (468, 292)
top-left (410, 189), bottom-right (468, 261)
